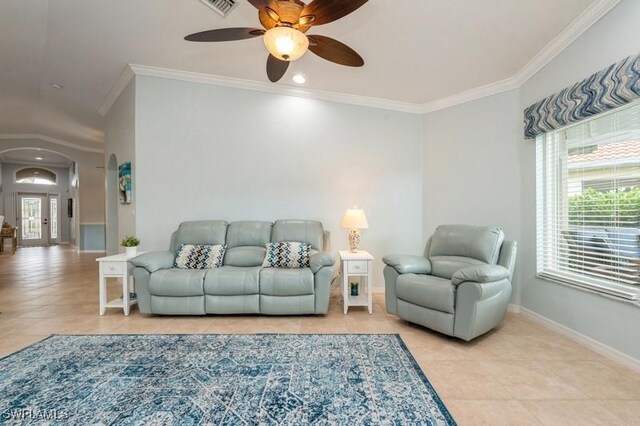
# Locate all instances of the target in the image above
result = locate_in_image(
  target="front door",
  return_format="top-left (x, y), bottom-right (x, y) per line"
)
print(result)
top-left (18, 194), bottom-right (53, 246)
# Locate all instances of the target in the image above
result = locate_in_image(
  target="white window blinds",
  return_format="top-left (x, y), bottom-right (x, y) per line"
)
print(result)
top-left (536, 101), bottom-right (640, 300)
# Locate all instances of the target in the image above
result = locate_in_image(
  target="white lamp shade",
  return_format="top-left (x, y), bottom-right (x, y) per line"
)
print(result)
top-left (263, 27), bottom-right (309, 61)
top-left (341, 209), bottom-right (369, 229)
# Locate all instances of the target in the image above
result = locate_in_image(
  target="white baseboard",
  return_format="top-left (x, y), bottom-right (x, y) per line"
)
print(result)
top-left (78, 250), bottom-right (106, 253)
top-left (507, 304), bottom-right (521, 314)
top-left (518, 306), bottom-right (640, 373)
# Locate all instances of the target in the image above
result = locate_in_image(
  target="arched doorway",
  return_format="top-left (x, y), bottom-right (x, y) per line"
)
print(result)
top-left (0, 147), bottom-right (75, 248)
top-left (106, 154), bottom-right (119, 254)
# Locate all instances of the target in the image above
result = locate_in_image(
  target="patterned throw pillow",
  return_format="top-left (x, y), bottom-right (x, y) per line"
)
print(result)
top-left (174, 244), bottom-right (226, 269)
top-left (262, 242), bottom-right (312, 268)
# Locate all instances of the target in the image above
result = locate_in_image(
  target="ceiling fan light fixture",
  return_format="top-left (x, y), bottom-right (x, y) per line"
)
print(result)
top-left (263, 26), bottom-right (309, 61)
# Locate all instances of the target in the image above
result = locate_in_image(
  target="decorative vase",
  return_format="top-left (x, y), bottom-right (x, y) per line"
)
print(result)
top-left (125, 246), bottom-right (138, 256)
top-left (350, 282), bottom-right (359, 296)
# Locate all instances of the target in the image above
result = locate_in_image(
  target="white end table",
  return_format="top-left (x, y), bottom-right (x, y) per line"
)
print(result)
top-left (339, 250), bottom-right (374, 314)
top-left (96, 252), bottom-right (142, 315)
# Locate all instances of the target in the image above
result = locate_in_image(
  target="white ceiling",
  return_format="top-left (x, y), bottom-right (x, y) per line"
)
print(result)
top-left (0, 148), bottom-right (72, 168)
top-left (0, 0), bottom-right (597, 147)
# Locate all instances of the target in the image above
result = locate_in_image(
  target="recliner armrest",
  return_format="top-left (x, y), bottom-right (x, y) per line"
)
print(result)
top-left (452, 264), bottom-right (510, 286)
top-left (382, 255), bottom-right (432, 274)
top-left (310, 252), bottom-right (335, 273)
top-left (130, 251), bottom-right (175, 273)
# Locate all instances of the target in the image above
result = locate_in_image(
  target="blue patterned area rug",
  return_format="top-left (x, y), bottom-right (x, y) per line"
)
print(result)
top-left (0, 334), bottom-right (455, 425)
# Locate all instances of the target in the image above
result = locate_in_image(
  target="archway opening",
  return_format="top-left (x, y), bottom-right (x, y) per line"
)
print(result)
top-left (106, 154), bottom-right (119, 254)
top-left (0, 147), bottom-right (74, 248)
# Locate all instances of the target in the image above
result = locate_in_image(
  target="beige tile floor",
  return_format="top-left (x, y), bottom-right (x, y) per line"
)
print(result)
top-left (1, 246), bottom-right (639, 425)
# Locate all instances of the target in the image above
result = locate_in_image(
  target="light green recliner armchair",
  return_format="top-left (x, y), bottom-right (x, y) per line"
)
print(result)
top-left (383, 225), bottom-right (517, 341)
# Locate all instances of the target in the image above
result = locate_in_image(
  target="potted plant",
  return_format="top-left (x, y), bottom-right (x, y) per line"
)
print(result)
top-left (121, 235), bottom-right (140, 256)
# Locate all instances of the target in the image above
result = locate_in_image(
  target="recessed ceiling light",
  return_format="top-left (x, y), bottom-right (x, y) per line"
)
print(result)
top-left (35, 157), bottom-right (43, 160)
top-left (292, 74), bottom-right (306, 84)
top-left (51, 83), bottom-right (64, 90)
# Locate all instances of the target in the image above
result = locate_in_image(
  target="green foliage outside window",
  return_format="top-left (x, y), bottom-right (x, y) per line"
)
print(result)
top-left (568, 187), bottom-right (640, 228)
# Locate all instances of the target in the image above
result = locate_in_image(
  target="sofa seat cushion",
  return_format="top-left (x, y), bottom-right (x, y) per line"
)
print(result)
top-left (396, 274), bottom-right (455, 314)
top-left (149, 269), bottom-right (206, 297)
top-left (260, 268), bottom-right (314, 296)
top-left (204, 266), bottom-right (260, 295)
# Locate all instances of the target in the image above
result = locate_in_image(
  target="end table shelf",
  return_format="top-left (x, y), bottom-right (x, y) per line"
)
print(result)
top-left (339, 250), bottom-right (374, 314)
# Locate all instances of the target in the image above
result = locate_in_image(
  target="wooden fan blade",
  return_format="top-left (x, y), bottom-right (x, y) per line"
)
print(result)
top-left (185, 28), bottom-right (264, 42)
top-left (247, 0), bottom-right (279, 12)
top-left (247, 0), bottom-right (267, 10)
top-left (266, 54), bottom-right (289, 82)
top-left (307, 35), bottom-right (364, 67)
top-left (301, 0), bottom-right (368, 26)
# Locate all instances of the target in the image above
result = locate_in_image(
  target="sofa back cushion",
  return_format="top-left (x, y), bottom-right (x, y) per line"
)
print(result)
top-left (224, 221), bottom-right (273, 267)
top-left (428, 225), bottom-right (505, 279)
top-left (170, 221), bottom-right (228, 253)
top-left (272, 220), bottom-right (324, 251)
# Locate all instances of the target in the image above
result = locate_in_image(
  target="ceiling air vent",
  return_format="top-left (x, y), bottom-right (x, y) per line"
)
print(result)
top-left (200, 0), bottom-right (238, 17)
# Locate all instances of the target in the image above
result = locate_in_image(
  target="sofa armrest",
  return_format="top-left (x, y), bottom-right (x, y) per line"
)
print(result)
top-left (130, 251), bottom-right (175, 273)
top-left (382, 255), bottom-right (432, 274)
top-left (310, 252), bottom-right (335, 273)
top-left (451, 264), bottom-right (510, 286)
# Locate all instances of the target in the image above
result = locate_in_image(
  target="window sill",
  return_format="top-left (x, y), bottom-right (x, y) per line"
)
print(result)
top-left (537, 272), bottom-right (640, 306)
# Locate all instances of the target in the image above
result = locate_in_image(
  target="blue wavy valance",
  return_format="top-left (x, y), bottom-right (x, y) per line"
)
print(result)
top-left (524, 52), bottom-right (640, 139)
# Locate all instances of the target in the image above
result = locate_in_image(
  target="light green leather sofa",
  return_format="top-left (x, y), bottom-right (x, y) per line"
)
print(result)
top-left (131, 220), bottom-right (335, 315)
top-left (383, 225), bottom-right (517, 341)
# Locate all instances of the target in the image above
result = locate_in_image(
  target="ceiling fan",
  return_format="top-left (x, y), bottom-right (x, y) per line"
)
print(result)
top-left (185, 0), bottom-right (369, 82)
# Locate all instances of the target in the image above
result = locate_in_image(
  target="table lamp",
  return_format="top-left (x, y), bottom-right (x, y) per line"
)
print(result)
top-left (341, 208), bottom-right (369, 252)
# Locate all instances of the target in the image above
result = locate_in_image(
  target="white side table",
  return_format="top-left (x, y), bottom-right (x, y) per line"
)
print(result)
top-left (339, 250), bottom-right (374, 314)
top-left (96, 253), bottom-right (143, 316)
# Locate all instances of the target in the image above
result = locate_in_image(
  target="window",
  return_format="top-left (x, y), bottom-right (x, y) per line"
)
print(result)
top-left (536, 101), bottom-right (640, 301)
top-left (15, 168), bottom-right (56, 185)
top-left (50, 198), bottom-right (58, 240)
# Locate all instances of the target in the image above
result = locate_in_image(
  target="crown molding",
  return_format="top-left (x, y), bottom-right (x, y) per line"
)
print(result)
top-left (513, 0), bottom-right (621, 85)
top-left (0, 158), bottom-right (72, 168)
top-left (97, 0), bottom-right (620, 117)
top-left (0, 134), bottom-right (104, 154)
top-left (419, 77), bottom-right (519, 114)
top-left (98, 65), bottom-right (136, 116)
top-left (99, 64), bottom-right (425, 116)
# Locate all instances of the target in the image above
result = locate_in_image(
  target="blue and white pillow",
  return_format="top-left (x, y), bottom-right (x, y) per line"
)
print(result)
top-left (262, 242), bottom-right (312, 268)
top-left (174, 244), bottom-right (226, 269)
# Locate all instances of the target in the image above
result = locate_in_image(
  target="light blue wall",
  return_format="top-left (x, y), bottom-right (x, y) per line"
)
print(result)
top-left (518, 0), bottom-right (640, 361)
top-left (421, 0), bottom-right (640, 362)
top-left (104, 80), bottom-right (136, 255)
top-left (422, 90), bottom-right (523, 303)
top-left (133, 76), bottom-right (424, 288)
top-left (79, 224), bottom-right (106, 251)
